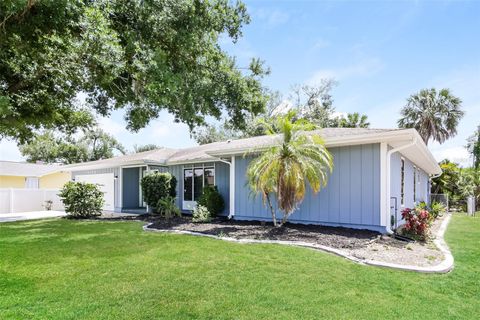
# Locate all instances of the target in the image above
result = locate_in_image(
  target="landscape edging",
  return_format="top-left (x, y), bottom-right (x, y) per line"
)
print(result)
top-left (143, 213), bottom-right (454, 273)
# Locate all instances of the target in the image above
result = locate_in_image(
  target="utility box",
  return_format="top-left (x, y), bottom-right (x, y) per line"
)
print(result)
top-left (467, 196), bottom-right (476, 216)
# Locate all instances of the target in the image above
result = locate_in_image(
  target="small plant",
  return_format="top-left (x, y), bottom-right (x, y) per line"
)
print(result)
top-left (197, 185), bottom-right (224, 217)
top-left (156, 196), bottom-right (180, 219)
top-left (43, 200), bottom-right (53, 211)
top-left (59, 181), bottom-right (104, 218)
top-left (401, 207), bottom-right (432, 240)
top-left (430, 201), bottom-right (446, 218)
top-left (192, 205), bottom-right (211, 223)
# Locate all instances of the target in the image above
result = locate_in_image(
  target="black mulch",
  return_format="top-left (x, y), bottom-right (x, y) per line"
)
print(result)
top-left (144, 215), bottom-right (381, 249)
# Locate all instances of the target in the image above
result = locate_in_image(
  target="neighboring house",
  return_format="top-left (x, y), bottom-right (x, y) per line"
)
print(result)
top-left (0, 161), bottom-right (71, 189)
top-left (64, 128), bottom-right (441, 233)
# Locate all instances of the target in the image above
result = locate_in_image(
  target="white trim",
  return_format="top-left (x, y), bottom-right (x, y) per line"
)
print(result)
top-left (229, 156), bottom-right (235, 218)
top-left (385, 137), bottom-right (417, 234)
top-left (400, 156), bottom-right (406, 208)
top-left (380, 142), bottom-right (387, 227)
top-left (118, 166), bottom-right (123, 209)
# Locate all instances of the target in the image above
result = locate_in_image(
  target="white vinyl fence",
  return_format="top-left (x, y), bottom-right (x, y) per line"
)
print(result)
top-left (0, 188), bottom-right (64, 214)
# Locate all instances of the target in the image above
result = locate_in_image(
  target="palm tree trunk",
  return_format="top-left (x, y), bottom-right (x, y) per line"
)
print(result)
top-left (265, 193), bottom-right (277, 227)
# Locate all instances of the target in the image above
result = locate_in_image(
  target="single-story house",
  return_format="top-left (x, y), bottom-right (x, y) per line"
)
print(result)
top-left (64, 128), bottom-right (441, 233)
top-left (0, 161), bottom-right (71, 189)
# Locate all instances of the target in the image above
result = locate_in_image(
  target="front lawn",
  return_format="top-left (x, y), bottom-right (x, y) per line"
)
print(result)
top-left (1, 215), bottom-right (479, 319)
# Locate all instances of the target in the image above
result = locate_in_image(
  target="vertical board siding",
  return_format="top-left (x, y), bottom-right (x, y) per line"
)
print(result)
top-left (72, 167), bottom-right (120, 210)
top-left (390, 151), bottom-right (431, 225)
top-left (166, 162), bottom-right (230, 215)
top-left (234, 144), bottom-right (382, 230)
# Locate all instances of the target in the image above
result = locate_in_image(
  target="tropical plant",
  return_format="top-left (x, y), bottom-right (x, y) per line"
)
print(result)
top-left (430, 202), bottom-right (446, 218)
top-left (59, 181), bottom-right (104, 218)
top-left (192, 205), bottom-right (212, 223)
top-left (398, 88), bottom-right (464, 145)
top-left (156, 196), bottom-right (181, 219)
top-left (246, 111), bottom-right (333, 227)
top-left (141, 172), bottom-right (177, 213)
top-left (197, 186), bottom-right (225, 217)
top-left (401, 207), bottom-right (432, 240)
top-left (337, 112), bottom-right (370, 128)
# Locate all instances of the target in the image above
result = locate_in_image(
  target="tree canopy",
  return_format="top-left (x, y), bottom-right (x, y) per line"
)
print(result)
top-left (193, 81), bottom-right (371, 144)
top-left (398, 88), bottom-right (464, 145)
top-left (1, 0), bottom-right (268, 143)
top-left (19, 128), bottom-right (125, 164)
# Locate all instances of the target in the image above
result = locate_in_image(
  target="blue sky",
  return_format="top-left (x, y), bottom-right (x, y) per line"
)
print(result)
top-left (1, 0), bottom-right (479, 166)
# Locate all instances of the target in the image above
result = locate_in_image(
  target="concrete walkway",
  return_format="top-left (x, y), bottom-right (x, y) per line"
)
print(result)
top-left (0, 210), bottom-right (66, 223)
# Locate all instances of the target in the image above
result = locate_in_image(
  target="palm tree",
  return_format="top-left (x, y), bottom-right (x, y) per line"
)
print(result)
top-left (246, 111), bottom-right (333, 227)
top-left (339, 112), bottom-right (370, 128)
top-left (398, 88), bottom-right (464, 145)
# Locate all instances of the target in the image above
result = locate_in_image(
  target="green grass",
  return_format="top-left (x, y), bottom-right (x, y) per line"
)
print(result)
top-left (1, 215), bottom-right (479, 319)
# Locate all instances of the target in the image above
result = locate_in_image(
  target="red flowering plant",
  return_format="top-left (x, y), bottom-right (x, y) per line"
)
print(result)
top-left (401, 207), bottom-right (432, 240)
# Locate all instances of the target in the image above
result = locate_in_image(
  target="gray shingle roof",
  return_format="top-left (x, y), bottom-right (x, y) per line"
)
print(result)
top-left (65, 128), bottom-right (404, 169)
top-left (0, 161), bottom-right (64, 177)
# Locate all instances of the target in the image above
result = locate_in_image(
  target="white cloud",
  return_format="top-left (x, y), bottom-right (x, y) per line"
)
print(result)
top-left (98, 116), bottom-right (128, 136)
top-left (253, 8), bottom-right (289, 28)
top-left (431, 146), bottom-right (472, 167)
top-left (0, 139), bottom-right (24, 161)
top-left (307, 58), bottom-right (385, 84)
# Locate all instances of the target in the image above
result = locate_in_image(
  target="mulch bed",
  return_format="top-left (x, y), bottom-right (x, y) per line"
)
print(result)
top-left (146, 215), bottom-right (381, 249)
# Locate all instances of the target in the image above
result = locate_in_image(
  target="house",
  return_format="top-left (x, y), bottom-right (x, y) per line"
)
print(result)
top-left (64, 128), bottom-right (441, 233)
top-left (0, 161), bottom-right (71, 189)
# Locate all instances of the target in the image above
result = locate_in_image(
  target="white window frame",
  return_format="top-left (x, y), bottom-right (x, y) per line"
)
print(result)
top-left (182, 163), bottom-right (216, 210)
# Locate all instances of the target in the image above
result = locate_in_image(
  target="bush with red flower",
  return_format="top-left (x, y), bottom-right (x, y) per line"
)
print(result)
top-left (401, 207), bottom-right (432, 239)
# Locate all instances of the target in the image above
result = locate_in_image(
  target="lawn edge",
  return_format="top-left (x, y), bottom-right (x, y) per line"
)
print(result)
top-left (143, 214), bottom-right (454, 273)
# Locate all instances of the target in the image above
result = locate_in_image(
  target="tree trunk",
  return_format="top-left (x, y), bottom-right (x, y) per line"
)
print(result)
top-left (265, 193), bottom-right (277, 227)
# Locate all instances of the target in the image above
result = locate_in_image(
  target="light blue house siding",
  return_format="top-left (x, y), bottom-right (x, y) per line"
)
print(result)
top-left (390, 152), bottom-right (430, 225)
top-left (234, 144), bottom-right (384, 232)
top-left (167, 161), bottom-right (230, 216)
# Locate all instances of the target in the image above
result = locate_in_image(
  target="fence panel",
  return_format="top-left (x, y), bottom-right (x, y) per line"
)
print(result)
top-left (0, 188), bottom-right (64, 214)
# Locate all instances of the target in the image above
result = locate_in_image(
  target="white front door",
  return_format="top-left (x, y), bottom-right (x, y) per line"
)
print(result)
top-left (76, 173), bottom-right (115, 211)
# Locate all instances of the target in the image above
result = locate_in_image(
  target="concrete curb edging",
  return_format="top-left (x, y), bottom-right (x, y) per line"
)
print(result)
top-left (143, 214), bottom-right (454, 273)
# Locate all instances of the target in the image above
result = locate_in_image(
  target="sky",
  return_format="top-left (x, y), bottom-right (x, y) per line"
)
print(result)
top-left (1, 0), bottom-right (479, 166)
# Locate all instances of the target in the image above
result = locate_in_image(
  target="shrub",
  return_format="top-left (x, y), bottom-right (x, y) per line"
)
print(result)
top-left (141, 172), bottom-right (177, 212)
top-left (157, 196), bottom-right (180, 219)
top-left (197, 185), bottom-right (224, 216)
top-left (59, 181), bottom-right (104, 218)
top-left (192, 205), bottom-right (211, 223)
top-left (401, 207), bottom-right (432, 239)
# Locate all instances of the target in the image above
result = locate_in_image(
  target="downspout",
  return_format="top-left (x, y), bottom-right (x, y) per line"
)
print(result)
top-left (214, 156), bottom-right (236, 219)
top-left (385, 136), bottom-right (417, 234)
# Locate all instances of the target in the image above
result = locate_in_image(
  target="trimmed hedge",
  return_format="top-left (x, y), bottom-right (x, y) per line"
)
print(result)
top-left (141, 172), bottom-right (177, 212)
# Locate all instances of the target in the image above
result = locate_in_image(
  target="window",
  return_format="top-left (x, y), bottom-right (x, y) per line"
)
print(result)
top-left (413, 165), bottom-right (417, 203)
top-left (400, 158), bottom-right (405, 206)
top-left (183, 164), bottom-right (215, 202)
top-left (25, 177), bottom-right (39, 189)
